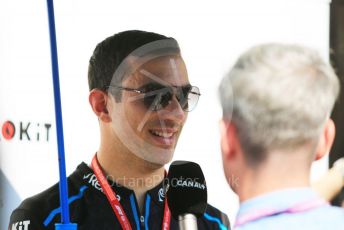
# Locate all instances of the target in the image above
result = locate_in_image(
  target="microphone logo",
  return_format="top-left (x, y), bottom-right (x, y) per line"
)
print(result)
top-left (175, 179), bottom-right (206, 190)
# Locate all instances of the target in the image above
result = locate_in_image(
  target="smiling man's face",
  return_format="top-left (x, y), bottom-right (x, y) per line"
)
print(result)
top-left (108, 55), bottom-right (189, 166)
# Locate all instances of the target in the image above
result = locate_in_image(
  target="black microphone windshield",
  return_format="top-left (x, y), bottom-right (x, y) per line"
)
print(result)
top-left (166, 161), bottom-right (207, 219)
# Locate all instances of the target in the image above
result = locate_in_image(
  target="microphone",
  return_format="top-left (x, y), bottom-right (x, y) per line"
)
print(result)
top-left (166, 161), bottom-right (207, 230)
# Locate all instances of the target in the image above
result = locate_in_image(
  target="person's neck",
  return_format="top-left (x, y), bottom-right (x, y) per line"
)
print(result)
top-left (237, 151), bottom-right (312, 203)
top-left (96, 147), bottom-right (165, 213)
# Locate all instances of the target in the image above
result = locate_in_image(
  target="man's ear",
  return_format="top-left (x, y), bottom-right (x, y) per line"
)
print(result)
top-left (89, 89), bottom-right (112, 123)
top-left (314, 119), bottom-right (336, 161)
top-left (219, 119), bottom-right (240, 160)
top-left (220, 119), bottom-right (230, 156)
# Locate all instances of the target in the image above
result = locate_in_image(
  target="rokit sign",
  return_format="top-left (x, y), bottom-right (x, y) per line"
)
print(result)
top-left (10, 220), bottom-right (30, 230)
top-left (0, 120), bottom-right (52, 142)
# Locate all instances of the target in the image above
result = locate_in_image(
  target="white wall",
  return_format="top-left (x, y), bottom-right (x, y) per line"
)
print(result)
top-left (0, 0), bottom-right (331, 228)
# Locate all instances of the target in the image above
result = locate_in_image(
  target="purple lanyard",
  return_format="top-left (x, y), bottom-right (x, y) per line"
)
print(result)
top-left (234, 198), bottom-right (329, 228)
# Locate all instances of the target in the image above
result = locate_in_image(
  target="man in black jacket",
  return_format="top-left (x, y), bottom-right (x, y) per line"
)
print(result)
top-left (9, 30), bottom-right (230, 230)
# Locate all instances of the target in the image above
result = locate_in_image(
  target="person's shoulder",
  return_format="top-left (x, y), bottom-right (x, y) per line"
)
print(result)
top-left (198, 203), bottom-right (231, 230)
top-left (12, 162), bottom-right (86, 214)
top-left (238, 204), bottom-right (344, 230)
top-left (320, 205), bottom-right (344, 225)
top-left (9, 182), bottom-right (60, 230)
top-left (205, 203), bottom-right (230, 223)
top-left (9, 162), bottom-right (87, 230)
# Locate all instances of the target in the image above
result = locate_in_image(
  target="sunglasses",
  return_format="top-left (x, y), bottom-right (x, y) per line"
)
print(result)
top-left (107, 82), bottom-right (201, 112)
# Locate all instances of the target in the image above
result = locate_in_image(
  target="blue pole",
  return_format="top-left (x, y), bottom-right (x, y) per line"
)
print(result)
top-left (46, 0), bottom-right (77, 229)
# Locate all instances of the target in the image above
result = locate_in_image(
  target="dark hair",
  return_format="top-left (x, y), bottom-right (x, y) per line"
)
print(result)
top-left (88, 30), bottom-right (180, 93)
